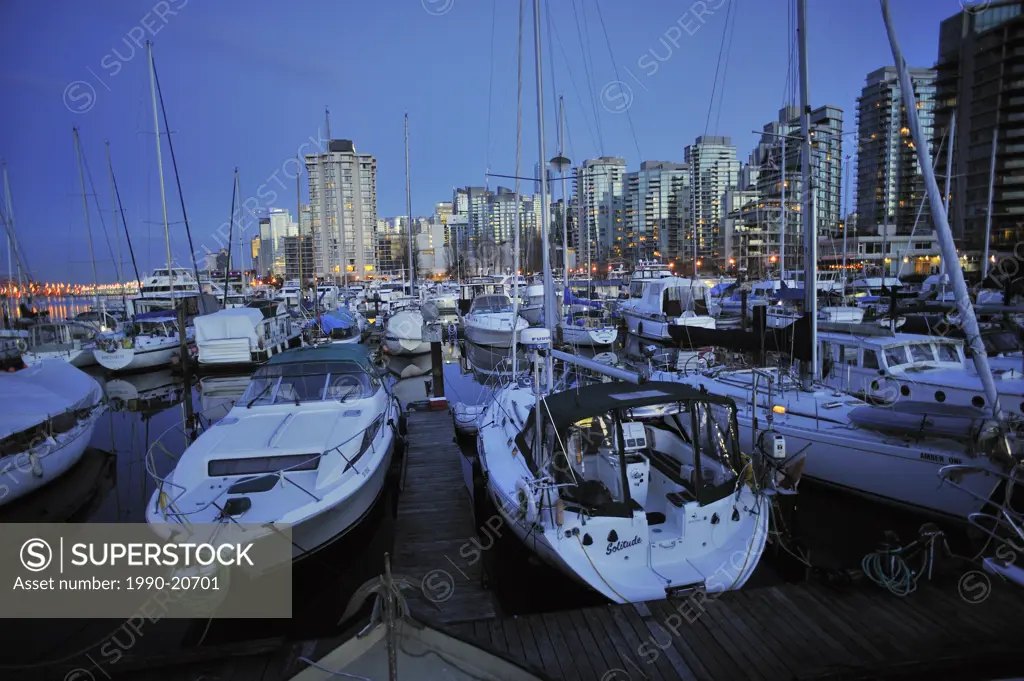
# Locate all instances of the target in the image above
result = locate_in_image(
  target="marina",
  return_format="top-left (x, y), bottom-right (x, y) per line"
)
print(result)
top-left (4, 0), bottom-right (1024, 678)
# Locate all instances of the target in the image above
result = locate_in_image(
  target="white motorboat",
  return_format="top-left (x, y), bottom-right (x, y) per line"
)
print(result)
top-left (194, 300), bottom-right (300, 366)
top-left (384, 307), bottom-right (429, 355)
top-left (463, 294), bottom-right (529, 348)
top-left (621, 276), bottom-right (716, 340)
top-left (21, 321), bottom-right (99, 368)
top-left (0, 361), bottom-right (105, 506)
top-left (147, 344), bottom-right (402, 566)
top-left (518, 284), bottom-right (546, 326)
top-left (93, 313), bottom-right (194, 372)
top-left (476, 329), bottom-right (770, 603)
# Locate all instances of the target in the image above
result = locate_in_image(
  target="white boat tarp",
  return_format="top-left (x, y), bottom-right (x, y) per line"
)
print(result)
top-left (194, 308), bottom-right (265, 345)
top-left (0, 361), bottom-right (103, 440)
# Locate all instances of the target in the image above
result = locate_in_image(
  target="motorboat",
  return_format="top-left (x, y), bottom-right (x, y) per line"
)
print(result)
top-left (558, 288), bottom-right (618, 347)
top-left (423, 292), bottom-right (460, 327)
top-left (20, 321), bottom-right (99, 368)
top-left (194, 300), bottom-right (301, 366)
top-left (311, 309), bottom-right (364, 344)
top-left (146, 344), bottom-right (402, 567)
top-left (0, 361), bottom-right (105, 506)
top-left (518, 284), bottom-right (546, 326)
top-left (620, 277), bottom-right (716, 341)
top-left (463, 294), bottom-right (528, 348)
top-left (475, 328), bottom-right (770, 603)
top-left (93, 312), bottom-right (195, 372)
top-left (385, 306), bottom-right (429, 355)
top-left (288, 556), bottom-right (547, 681)
top-left (138, 267), bottom-right (201, 296)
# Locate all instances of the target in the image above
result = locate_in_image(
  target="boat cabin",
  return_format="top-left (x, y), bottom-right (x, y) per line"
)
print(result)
top-left (468, 294), bottom-right (515, 315)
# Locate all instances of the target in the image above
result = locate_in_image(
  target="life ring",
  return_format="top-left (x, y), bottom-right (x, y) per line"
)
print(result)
top-left (515, 478), bottom-right (538, 525)
top-left (15, 338), bottom-right (27, 352)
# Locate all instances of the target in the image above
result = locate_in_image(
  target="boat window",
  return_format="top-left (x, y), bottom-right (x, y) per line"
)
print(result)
top-left (863, 350), bottom-right (880, 370)
top-left (241, 360), bottom-right (376, 405)
top-left (553, 414), bottom-right (629, 515)
top-left (690, 403), bottom-right (741, 505)
top-left (935, 343), bottom-right (959, 362)
top-left (840, 345), bottom-right (859, 366)
top-left (909, 344), bottom-right (935, 363)
top-left (469, 295), bottom-right (513, 314)
top-left (884, 346), bottom-right (909, 367)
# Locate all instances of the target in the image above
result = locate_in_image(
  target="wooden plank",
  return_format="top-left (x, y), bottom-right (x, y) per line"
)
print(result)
top-left (487, 617), bottom-right (509, 655)
top-left (499, 616), bottom-right (528, 669)
top-left (621, 602), bottom-right (696, 681)
top-left (761, 587), bottom-right (861, 663)
top-left (570, 607), bottom-right (658, 681)
top-left (581, 607), bottom-right (646, 681)
top-left (522, 613), bottom-right (565, 679)
top-left (550, 610), bottom-right (601, 681)
top-left (727, 591), bottom-right (814, 675)
top-left (783, 586), bottom-right (893, 663)
top-left (646, 598), bottom-right (735, 681)
top-left (511, 615), bottom-right (548, 675)
top-left (706, 595), bottom-right (792, 680)
top-left (813, 587), bottom-right (923, 658)
top-left (536, 613), bottom-right (582, 681)
top-left (672, 595), bottom-right (766, 681)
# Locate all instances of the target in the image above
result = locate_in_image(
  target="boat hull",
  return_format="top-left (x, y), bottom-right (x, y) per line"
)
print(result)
top-left (94, 344), bottom-right (179, 372)
top-left (464, 325), bottom-right (518, 348)
top-left (0, 410), bottom-right (101, 507)
top-left (622, 311), bottom-right (716, 340)
top-left (384, 336), bottom-right (430, 355)
top-left (560, 324), bottom-right (617, 347)
top-left (24, 346), bottom-right (98, 368)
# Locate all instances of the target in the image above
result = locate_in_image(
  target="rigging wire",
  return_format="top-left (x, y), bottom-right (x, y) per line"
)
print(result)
top-left (484, 0), bottom-right (498, 189)
top-left (593, 0), bottom-right (642, 161)
top-left (712, 0), bottom-right (742, 136)
top-left (700, 0), bottom-right (736, 142)
top-left (80, 148), bottom-right (121, 273)
top-left (547, 14), bottom-right (600, 155)
top-left (570, 0), bottom-right (605, 154)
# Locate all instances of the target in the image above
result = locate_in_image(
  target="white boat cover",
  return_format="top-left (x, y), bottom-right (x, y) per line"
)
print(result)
top-left (194, 308), bottom-right (264, 345)
top-left (386, 309), bottom-right (424, 341)
top-left (0, 360), bottom-right (103, 440)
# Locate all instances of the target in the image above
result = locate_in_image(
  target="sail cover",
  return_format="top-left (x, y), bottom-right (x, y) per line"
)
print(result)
top-left (0, 361), bottom-right (103, 441)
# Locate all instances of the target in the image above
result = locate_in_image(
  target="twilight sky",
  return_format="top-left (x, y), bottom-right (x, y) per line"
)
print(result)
top-left (0, 0), bottom-right (967, 283)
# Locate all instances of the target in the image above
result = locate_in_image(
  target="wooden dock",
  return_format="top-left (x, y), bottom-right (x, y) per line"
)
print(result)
top-left (390, 409), bottom-right (499, 623)
top-left (35, 409), bottom-right (1024, 680)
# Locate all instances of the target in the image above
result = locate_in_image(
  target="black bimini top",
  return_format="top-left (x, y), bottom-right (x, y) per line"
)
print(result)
top-left (515, 381), bottom-right (736, 459)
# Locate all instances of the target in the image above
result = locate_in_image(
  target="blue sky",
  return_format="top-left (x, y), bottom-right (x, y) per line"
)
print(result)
top-left (0, 0), bottom-right (964, 283)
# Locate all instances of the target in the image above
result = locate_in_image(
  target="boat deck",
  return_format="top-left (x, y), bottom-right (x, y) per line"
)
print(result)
top-left (34, 410), bottom-right (1024, 681)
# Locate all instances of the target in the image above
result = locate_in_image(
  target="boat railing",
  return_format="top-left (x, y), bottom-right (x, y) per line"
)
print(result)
top-left (145, 399), bottom-right (385, 526)
top-left (939, 463), bottom-right (1023, 565)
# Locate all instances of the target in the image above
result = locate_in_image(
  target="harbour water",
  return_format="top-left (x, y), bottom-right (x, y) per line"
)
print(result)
top-left (0, 297), bottom-right (991, 677)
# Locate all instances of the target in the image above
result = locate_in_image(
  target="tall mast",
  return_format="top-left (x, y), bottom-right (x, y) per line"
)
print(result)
top-left (105, 142), bottom-right (126, 307)
top-left (533, 0), bottom-right (555, 330)
top-left (982, 126), bottom-right (998, 279)
top-left (559, 95), bottom-right (568, 283)
top-left (511, 0), bottom-right (525, 375)
top-left (405, 113), bottom-right (415, 296)
top-left (224, 168), bottom-right (238, 308)
top-left (841, 153), bottom-right (851, 298)
top-left (941, 111), bottom-right (955, 277)
top-left (147, 42), bottom-right (174, 304)
top-left (880, 0), bottom-right (1001, 419)
top-left (73, 128), bottom-right (101, 311)
top-left (2, 162), bottom-right (19, 313)
top-left (797, 0), bottom-right (817, 385)
top-left (780, 129), bottom-right (787, 279)
top-left (296, 156), bottom-right (306, 306)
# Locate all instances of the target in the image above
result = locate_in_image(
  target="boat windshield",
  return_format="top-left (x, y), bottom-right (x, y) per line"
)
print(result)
top-left (470, 295), bottom-right (513, 314)
top-left (241, 360), bottom-right (379, 405)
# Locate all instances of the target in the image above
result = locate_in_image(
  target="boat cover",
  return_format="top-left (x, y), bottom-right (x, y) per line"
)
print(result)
top-left (848, 402), bottom-right (988, 441)
top-left (315, 310), bottom-right (357, 332)
top-left (0, 361), bottom-right (102, 440)
top-left (194, 308), bottom-right (264, 344)
top-left (563, 287), bottom-right (602, 309)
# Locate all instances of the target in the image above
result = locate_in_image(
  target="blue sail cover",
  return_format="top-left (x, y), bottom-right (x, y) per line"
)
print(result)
top-left (563, 287), bottom-right (603, 309)
top-left (310, 310), bottom-right (356, 332)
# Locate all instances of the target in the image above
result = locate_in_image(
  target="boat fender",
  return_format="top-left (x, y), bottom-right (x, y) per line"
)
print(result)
top-left (397, 412), bottom-right (408, 437)
top-left (515, 478), bottom-right (538, 525)
top-left (637, 321), bottom-right (644, 338)
top-left (15, 338), bottom-right (27, 352)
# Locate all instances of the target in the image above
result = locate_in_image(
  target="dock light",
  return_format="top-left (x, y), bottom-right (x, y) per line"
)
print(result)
top-left (769, 255), bottom-right (777, 263)
top-left (772, 405), bottom-right (786, 415)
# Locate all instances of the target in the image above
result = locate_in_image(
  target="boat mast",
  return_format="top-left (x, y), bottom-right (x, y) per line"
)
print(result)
top-left (511, 0), bottom-right (525, 376)
top-left (941, 111), bottom-right (955, 277)
top-left (405, 113), bottom-right (415, 297)
top-left (982, 126), bottom-right (998, 279)
top-left (880, 0), bottom-right (1002, 419)
top-left (533, 0), bottom-right (555, 331)
top-left (224, 168), bottom-right (238, 308)
top-left (559, 95), bottom-right (568, 284)
top-left (105, 142), bottom-right (127, 309)
top-left (797, 0), bottom-right (817, 385)
top-left (780, 130), bottom-right (786, 280)
top-left (73, 128), bottom-right (102, 314)
top-left (2, 162), bottom-right (20, 318)
top-left (841, 153), bottom-right (851, 298)
top-left (147, 42), bottom-right (175, 308)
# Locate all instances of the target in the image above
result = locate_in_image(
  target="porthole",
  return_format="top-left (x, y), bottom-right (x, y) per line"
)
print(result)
top-left (972, 396), bottom-right (985, 408)
top-left (900, 385), bottom-right (910, 397)
top-left (935, 391), bottom-right (945, 403)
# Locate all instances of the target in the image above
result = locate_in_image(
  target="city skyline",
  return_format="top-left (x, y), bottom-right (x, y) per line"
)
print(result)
top-left (0, 0), bottom-right (971, 282)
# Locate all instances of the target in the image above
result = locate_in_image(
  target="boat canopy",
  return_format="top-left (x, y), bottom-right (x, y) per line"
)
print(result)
top-left (563, 287), bottom-right (602, 309)
top-left (266, 344), bottom-right (377, 373)
top-left (514, 381), bottom-right (734, 459)
top-left (0, 361), bottom-right (102, 441)
top-left (315, 310), bottom-right (357, 332)
top-left (194, 308), bottom-right (265, 345)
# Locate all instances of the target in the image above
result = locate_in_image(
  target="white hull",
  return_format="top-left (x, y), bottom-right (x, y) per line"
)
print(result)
top-left (622, 311), bottom-right (716, 340)
top-left (520, 305), bottom-right (544, 325)
top-left (0, 410), bottom-right (100, 506)
top-left (23, 346), bottom-right (98, 368)
top-left (384, 336), bottom-right (431, 355)
top-left (94, 343), bottom-right (180, 372)
top-left (559, 324), bottom-right (617, 347)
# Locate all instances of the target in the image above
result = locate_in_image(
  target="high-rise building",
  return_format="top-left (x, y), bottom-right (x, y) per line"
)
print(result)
top-left (856, 66), bottom-right (936, 237)
top-left (748, 106), bottom-right (845, 271)
top-left (305, 139), bottom-right (378, 281)
top-left (684, 137), bottom-right (740, 268)
top-left (283, 234), bottom-right (315, 281)
top-left (451, 186), bottom-right (541, 273)
top-left (935, 1), bottom-right (1024, 261)
top-left (573, 157), bottom-right (626, 266)
top-left (623, 161), bottom-right (688, 264)
top-left (533, 162), bottom-right (554, 195)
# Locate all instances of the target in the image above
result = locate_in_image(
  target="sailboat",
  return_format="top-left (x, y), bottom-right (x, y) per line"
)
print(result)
top-left (474, 0), bottom-right (769, 604)
top-left (94, 43), bottom-right (197, 372)
top-left (652, 0), bottom-right (1020, 522)
top-left (384, 115), bottom-right (430, 357)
